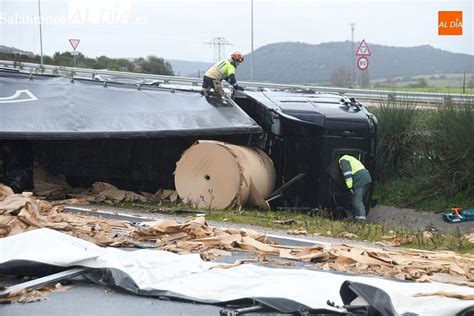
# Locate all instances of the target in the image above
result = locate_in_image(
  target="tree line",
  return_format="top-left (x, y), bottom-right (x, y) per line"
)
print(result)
top-left (0, 51), bottom-right (174, 76)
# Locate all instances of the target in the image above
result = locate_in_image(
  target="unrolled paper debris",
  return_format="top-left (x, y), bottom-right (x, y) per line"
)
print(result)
top-left (1, 184), bottom-right (473, 290)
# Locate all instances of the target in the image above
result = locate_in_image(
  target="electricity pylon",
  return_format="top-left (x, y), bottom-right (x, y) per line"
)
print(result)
top-left (205, 37), bottom-right (233, 62)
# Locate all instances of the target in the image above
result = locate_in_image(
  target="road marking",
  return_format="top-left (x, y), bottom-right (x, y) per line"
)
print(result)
top-left (0, 89), bottom-right (38, 103)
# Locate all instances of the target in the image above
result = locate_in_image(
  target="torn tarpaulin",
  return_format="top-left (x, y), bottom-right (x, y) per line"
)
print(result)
top-left (1, 229), bottom-right (473, 315)
top-left (0, 70), bottom-right (261, 139)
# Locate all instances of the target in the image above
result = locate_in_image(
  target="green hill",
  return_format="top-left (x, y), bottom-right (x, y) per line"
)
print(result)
top-left (236, 41), bottom-right (474, 84)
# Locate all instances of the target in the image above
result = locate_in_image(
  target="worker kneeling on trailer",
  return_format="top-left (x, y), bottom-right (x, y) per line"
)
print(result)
top-left (201, 51), bottom-right (244, 96)
top-left (338, 155), bottom-right (372, 221)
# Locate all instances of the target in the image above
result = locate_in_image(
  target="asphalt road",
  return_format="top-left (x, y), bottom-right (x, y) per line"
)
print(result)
top-left (368, 205), bottom-right (474, 233)
top-left (0, 280), bottom-right (227, 316)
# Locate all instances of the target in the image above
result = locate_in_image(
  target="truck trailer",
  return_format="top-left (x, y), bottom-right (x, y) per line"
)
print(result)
top-left (0, 68), bottom-right (377, 215)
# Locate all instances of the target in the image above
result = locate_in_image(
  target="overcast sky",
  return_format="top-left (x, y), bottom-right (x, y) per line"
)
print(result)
top-left (1, 0), bottom-right (472, 62)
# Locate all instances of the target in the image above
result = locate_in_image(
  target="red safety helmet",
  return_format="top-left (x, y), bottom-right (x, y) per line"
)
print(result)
top-left (231, 51), bottom-right (244, 63)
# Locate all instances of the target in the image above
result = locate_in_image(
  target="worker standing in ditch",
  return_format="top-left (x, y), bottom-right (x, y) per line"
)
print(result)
top-left (201, 51), bottom-right (244, 96)
top-left (338, 155), bottom-right (372, 221)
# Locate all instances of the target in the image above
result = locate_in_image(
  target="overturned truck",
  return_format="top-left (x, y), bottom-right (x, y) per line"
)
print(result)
top-left (0, 68), bottom-right (377, 214)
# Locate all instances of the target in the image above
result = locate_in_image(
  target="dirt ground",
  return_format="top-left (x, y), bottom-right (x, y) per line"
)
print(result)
top-left (368, 205), bottom-right (474, 234)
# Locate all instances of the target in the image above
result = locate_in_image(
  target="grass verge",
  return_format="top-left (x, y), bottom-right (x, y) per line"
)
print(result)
top-left (204, 209), bottom-right (474, 254)
top-left (374, 178), bottom-right (474, 211)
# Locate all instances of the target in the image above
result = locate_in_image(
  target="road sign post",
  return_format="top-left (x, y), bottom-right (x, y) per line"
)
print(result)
top-left (355, 39), bottom-right (370, 87)
top-left (69, 39), bottom-right (80, 68)
top-left (357, 56), bottom-right (369, 71)
top-left (355, 39), bottom-right (371, 57)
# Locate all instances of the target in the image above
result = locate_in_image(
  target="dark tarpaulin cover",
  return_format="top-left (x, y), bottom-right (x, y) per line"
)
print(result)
top-left (0, 71), bottom-right (261, 139)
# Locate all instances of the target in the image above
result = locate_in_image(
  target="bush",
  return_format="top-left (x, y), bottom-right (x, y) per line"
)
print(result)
top-left (372, 100), bottom-right (422, 179)
top-left (428, 103), bottom-right (474, 195)
top-left (370, 99), bottom-right (473, 209)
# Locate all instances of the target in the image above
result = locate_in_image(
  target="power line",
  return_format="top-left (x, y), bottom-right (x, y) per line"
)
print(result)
top-left (205, 37), bottom-right (232, 62)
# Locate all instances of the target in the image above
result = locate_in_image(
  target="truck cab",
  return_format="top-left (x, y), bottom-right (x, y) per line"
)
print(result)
top-left (235, 90), bottom-right (378, 213)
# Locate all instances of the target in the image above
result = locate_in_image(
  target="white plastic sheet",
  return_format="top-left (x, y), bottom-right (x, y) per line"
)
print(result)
top-left (1, 229), bottom-right (472, 315)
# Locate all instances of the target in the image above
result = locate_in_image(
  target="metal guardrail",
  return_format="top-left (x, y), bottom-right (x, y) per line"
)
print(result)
top-left (1, 60), bottom-right (472, 105)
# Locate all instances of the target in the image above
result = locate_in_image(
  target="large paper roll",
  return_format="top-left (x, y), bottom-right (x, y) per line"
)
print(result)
top-left (174, 141), bottom-right (276, 209)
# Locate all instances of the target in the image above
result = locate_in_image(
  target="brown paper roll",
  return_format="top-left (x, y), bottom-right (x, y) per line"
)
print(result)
top-left (174, 141), bottom-right (275, 209)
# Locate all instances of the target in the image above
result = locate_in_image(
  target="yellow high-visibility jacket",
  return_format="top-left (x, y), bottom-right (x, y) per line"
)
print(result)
top-left (338, 155), bottom-right (372, 189)
top-left (205, 58), bottom-right (236, 84)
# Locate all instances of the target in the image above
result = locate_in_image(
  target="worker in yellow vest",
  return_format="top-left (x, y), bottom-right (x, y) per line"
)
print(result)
top-left (201, 51), bottom-right (244, 96)
top-left (338, 155), bottom-right (372, 220)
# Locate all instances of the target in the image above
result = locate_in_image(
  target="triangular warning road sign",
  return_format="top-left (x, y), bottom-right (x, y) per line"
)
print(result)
top-left (355, 39), bottom-right (371, 56)
top-left (69, 39), bottom-right (80, 50)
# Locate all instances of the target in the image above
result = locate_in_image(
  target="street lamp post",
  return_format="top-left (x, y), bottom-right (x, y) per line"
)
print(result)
top-left (250, 0), bottom-right (254, 81)
top-left (38, 0), bottom-right (44, 66)
top-left (350, 23), bottom-right (355, 87)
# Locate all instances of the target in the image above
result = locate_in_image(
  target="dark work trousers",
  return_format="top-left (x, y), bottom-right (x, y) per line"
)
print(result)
top-left (352, 183), bottom-right (370, 217)
top-left (201, 76), bottom-right (224, 94)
